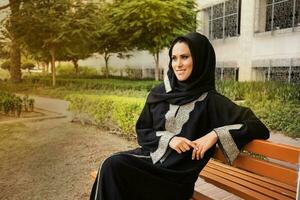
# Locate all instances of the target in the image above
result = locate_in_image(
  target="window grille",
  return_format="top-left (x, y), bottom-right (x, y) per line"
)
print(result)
top-left (201, 0), bottom-right (241, 39)
top-left (252, 58), bottom-right (300, 83)
top-left (255, 0), bottom-right (300, 33)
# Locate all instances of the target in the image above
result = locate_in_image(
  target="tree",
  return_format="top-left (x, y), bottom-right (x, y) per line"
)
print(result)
top-left (14, 0), bottom-right (74, 86)
top-left (62, 2), bottom-right (99, 75)
top-left (109, 0), bottom-right (197, 80)
top-left (94, 2), bottom-right (131, 78)
top-left (1, 0), bottom-right (23, 83)
top-left (15, 0), bottom-right (98, 85)
top-left (0, 27), bottom-right (11, 60)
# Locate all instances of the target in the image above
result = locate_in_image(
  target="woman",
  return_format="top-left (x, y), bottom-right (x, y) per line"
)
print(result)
top-left (90, 32), bottom-right (269, 200)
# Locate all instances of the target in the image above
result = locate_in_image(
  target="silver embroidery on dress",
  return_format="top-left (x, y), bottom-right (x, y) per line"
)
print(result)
top-left (150, 92), bottom-right (208, 164)
top-left (150, 131), bottom-right (175, 164)
top-left (164, 74), bottom-right (172, 93)
top-left (214, 124), bottom-right (243, 165)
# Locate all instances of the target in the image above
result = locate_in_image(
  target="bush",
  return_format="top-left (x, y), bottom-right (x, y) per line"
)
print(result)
top-left (24, 76), bottom-right (159, 91)
top-left (57, 64), bottom-right (74, 75)
top-left (243, 97), bottom-right (300, 138)
top-left (0, 68), bottom-right (10, 80)
top-left (21, 62), bottom-right (35, 72)
top-left (124, 67), bottom-right (143, 79)
top-left (216, 80), bottom-right (300, 102)
top-left (66, 94), bottom-right (144, 137)
top-left (0, 60), bottom-right (10, 71)
top-left (57, 64), bottom-right (99, 77)
top-left (0, 91), bottom-right (25, 117)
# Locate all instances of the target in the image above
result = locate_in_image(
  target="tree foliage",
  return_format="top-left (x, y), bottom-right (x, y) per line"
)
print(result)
top-left (0, 60), bottom-right (11, 70)
top-left (93, 2), bottom-right (131, 78)
top-left (109, 0), bottom-right (197, 80)
top-left (21, 62), bottom-right (35, 72)
top-left (15, 0), bottom-right (99, 85)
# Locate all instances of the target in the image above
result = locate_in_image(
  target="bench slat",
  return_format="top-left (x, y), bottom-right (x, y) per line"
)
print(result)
top-left (202, 166), bottom-right (294, 200)
top-left (207, 160), bottom-right (296, 192)
top-left (232, 155), bottom-right (298, 187)
top-left (201, 170), bottom-right (276, 200)
top-left (214, 148), bottom-right (298, 186)
top-left (205, 161), bottom-right (296, 199)
top-left (244, 140), bottom-right (300, 164)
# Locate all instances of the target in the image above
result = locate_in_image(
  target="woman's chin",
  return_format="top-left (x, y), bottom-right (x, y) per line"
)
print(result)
top-left (176, 75), bottom-right (188, 81)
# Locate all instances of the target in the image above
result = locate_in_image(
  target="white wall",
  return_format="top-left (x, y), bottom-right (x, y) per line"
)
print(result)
top-left (79, 49), bottom-right (169, 70)
top-left (197, 0), bottom-right (300, 81)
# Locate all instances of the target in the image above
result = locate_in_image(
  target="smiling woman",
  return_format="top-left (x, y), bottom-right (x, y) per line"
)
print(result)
top-left (90, 32), bottom-right (269, 200)
top-left (171, 42), bottom-right (193, 81)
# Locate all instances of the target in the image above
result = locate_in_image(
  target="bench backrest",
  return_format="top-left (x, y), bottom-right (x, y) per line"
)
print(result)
top-left (214, 140), bottom-right (300, 187)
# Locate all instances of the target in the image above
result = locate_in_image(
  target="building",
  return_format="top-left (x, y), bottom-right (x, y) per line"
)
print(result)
top-left (46, 0), bottom-right (299, 83)
top-left (197, 0), bottom-right (300, 83)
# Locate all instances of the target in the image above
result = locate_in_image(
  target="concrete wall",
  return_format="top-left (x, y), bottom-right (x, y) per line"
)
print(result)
top-left (197, 0), bottom-right (300, 81)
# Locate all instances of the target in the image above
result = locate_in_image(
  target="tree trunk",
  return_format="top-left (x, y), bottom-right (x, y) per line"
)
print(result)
top-left (104, 52), bottom-right (110, 78)
top-left (9, 0), bottom-right (22, 83)
top-left (50, 48), bottom-right (56, 86)
top-left (72, 59), bottom-right (79, 75)
top-left (154, 51), bottom-right (160, 81)
top-left (46, 62), bottom-right (49, 73)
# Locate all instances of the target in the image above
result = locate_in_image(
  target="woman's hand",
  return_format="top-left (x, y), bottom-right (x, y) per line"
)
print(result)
top-left (169, 136), bottom-right (197, 154)
top-left (192, 131), bottom-right (218, 160)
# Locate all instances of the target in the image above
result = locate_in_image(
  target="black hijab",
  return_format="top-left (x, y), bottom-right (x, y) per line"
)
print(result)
top-left (146, 32), bottom-right (216, 105)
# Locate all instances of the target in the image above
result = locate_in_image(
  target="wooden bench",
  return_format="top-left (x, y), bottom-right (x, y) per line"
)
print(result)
top-left (91, 140), bottom-right (300, 200)
top-left (194, 140), bottom-right (300, 200)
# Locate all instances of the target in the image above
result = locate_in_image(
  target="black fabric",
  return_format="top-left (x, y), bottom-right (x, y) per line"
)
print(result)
top-left (90, 32), bottom-right (270, 200)
top-left (147, 32), bottom-right (216, 105)
top-left (90, 91), bottom-right (270, 200)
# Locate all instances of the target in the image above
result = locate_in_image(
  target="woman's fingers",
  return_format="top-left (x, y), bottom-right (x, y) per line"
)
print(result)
top-left (178, 145), bottom-right (186, 153)
top-left (196, 145), bottom-right (203, 160)
top-left (184, 139), bottom-right (197, 149)
top-left (175, 147), bottom-right (182, 154)
top-left (182, 143), bottom-right (191, 151)
top-left (192, 148), bottom-right (197, 160)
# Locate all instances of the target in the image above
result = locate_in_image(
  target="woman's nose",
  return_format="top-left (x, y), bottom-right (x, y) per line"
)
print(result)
top-left (177, 59), bottom-right (183, 67)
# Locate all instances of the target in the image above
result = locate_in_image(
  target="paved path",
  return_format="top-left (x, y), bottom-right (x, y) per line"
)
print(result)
top-left (19, 95), bottom-right (71, 116)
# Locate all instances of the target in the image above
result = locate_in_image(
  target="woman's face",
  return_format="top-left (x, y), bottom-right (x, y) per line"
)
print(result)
top-left (171, 42), bottom-right (193, 81)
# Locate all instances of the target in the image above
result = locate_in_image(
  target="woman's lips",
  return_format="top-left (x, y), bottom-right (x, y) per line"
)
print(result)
top-left (176, 69), bottom-right (186, 74)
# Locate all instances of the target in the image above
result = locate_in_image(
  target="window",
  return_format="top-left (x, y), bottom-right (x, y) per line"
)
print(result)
top-left (202, 0), bottom-right (241, 40)
top-left (255, 0), bottom-right (300, 32)
top-left (215, 61), bottom-right (239, 81)
top-left (252, 58), bottom-right (300, 83)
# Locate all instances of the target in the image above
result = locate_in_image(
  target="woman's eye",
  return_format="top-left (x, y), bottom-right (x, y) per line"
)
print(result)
top-left (182, 55), bottom-right (188, 59)
top-left (172, 57), bottom-right (177, 61)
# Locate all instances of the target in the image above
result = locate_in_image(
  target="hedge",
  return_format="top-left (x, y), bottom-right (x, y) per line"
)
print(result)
top-left (243, 98), bottom-right (300, 138)
top-left (24, 77), bottom-right (300, 103)
top-left (66, 94), bottom-right (144, 138)
top-left (67, 93), bottom-right (300, 138)
top-left (216, 80), bottom-right (300, 103)
top-left (24, 76), bottom-right (159, 91)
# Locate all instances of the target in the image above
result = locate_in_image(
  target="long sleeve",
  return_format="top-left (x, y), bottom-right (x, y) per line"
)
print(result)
top-left (209, 92), bottom-right (270, 165)
top-left (136, 103), bottom-right (175, 164)
top-left (136, 103), bottom-right (160, 153)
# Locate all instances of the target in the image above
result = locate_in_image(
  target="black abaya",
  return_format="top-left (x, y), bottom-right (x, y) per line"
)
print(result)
top-left (90, 91), bottom-right (269, 200)
top-left (90, 32), bottom-right (269, 200)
